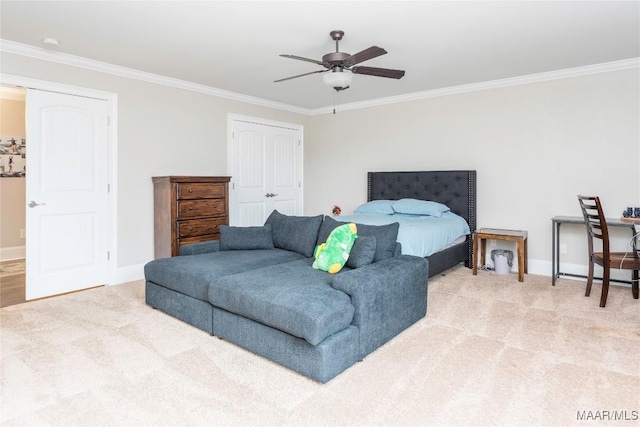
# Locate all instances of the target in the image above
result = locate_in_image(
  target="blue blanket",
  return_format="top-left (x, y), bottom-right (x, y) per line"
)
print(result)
top-left (338, 212), bottom-right (470, 257)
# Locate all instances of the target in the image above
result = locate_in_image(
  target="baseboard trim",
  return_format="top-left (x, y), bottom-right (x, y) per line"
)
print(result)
top-left (486, 258), bottom-right (633, 287)
top-left (113, 262), bottom-right (145, 285)
top-left (0, 246), bottom-right (25, 261)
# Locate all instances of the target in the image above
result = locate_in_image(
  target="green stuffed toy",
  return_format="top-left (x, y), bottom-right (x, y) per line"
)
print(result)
top-left (313, 223), bottom-right (358, 274)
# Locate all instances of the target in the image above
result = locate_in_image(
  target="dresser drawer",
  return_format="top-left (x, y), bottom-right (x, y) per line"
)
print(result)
top-left (153, 176), bottom-right (230, 258)
top-left (178, 218), bottom-right (225, 238)
top-left (177, 183), bottom-right (225, 200)
top-left (177, 199), bottom-right (225, 218)
top-left (178, 234), bottom-right (221, 248)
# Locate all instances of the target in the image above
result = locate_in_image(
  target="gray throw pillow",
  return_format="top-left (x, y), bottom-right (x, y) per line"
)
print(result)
top-left (265, 210), bottom-right (324, 257)
top-left (346, 235), bottom-right (377, 269)
top-left (219, 225), bottom-right (274, 251)
top-left (318, 216), bottom-right (399, 262)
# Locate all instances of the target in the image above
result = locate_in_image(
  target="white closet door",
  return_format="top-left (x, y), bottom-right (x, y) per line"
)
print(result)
top-left (25, 89), bottom-right (109, 300)
top-left (229, 117), bottom-right (303, 226)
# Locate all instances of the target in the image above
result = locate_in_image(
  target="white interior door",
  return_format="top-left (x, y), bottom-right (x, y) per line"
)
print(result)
top-left (229, 117), bottom-right (302, 226)
top-left (25, 89), bottom-right (109, 300)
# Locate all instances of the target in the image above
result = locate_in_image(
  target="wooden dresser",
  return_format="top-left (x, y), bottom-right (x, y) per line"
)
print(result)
top-left (152, 176), bottom-right (231, 258)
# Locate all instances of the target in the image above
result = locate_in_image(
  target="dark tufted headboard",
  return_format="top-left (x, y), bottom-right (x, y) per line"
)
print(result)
top-left (367, 170), bottom-right (476, 233)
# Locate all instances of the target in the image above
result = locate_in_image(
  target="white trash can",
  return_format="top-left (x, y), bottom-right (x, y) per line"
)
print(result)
top-left (491, 249), bottom-right (513, 275)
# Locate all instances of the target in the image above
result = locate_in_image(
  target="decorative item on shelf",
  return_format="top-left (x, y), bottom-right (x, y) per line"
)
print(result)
top-left (332, 205), bottom-right (342, 217)
top-left (620, 207), bottom-right (640, 223)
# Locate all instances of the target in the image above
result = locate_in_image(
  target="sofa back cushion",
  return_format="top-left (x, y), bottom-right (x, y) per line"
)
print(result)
top-left (346, 235), bottom-right (377, 268)
top-left (318, 216), bottom-right (399, 263)
top-left (265, 210), bottom-right (324, 257)
top-left (219, 225), bottom-right (274, 251)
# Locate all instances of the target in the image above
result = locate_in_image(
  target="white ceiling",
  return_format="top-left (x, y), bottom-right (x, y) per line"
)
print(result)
top-left (1, 1), bottom-right (639, 110)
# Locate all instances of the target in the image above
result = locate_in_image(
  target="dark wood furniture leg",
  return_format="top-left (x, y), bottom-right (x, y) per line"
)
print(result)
top-left (524, 238), bottom-right (528, 274)
top-left (472, 233), bottom-right (479, 275)
top-left (515, 237), bottom-right (523, 282)
top-left (600, 265), bottom-right (610, 308)
top-left (585, 258), bottom-right (594, 297)
top-left (480, 238), bottom-right (487, 269)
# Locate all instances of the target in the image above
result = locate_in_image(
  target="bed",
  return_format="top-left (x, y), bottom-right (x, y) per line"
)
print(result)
top-left (342, 170), bottom-right (477, 277)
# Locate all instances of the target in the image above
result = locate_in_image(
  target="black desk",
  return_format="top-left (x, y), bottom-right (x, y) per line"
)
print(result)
top-left (551, 215), bottom-right (638, 286)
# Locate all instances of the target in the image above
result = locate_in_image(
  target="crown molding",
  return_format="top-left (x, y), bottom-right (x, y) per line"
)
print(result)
top-left (0, 39), bottom-right (308, 115)
top-left (0, 85), bottom-right (25, 101)
top-left (2, 39), bottom-right (638, 117)
top-left (308, 57), bottom-right (640, 115)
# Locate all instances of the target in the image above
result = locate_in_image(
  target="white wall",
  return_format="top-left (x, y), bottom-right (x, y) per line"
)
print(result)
top-left (305, 69), bottom-right (640, 275)
top-left (2, 51), bottom-right (638, 281)
top-left (1, 52), bottom-right (309, 281)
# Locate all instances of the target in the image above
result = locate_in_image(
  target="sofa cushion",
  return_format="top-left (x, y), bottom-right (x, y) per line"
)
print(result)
top-left (208, 259), bottom-right (355, 346)
top-left (265, 210), bottom-right (324, 257)
top-left (313, 223), bottom-right (358, 274)
top-left (144, 249), bottom-right (306, 301)
top-left (318, 216), bottom-right (399, 262)
top-left (219, 225), bottom-right (274, 251)
top-left (346, 235), bottom-right (377, 269)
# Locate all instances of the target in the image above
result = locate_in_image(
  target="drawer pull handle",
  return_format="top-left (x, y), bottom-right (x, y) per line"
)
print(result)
top-left (188, 189), bottom-right (193, 193)
top-left (188, 207), bottom-right (193, 210)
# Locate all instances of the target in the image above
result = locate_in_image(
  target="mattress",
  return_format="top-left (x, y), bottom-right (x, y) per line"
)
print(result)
top-left (338, 211), bottom-right (471, 258)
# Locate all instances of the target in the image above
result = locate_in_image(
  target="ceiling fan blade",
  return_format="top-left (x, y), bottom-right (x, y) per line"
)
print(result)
top-left (279, 54), bottom-right (328, 67)
top-left (343, 46), bottom-right (387, 66)
top-left (274, 69), bottom-right (327, 83)
top-left (351, 66), bottom-right (405, 79)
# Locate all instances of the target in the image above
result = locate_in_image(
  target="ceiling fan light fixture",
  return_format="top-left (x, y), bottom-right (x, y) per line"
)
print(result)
top-left (322, 70), bottom-right (353, 89)
top-left (276, 30), bottom-right (404, 93)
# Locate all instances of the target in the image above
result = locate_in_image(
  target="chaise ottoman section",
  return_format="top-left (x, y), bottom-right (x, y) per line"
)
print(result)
top-left (208, 259), bottom-right (355, 346)
top-left (146, 281), bottom-right (216, 333)
top-left (144, 249), bottom-right (306, 301)
top-left (144, 248), bottom-right (307, 333)
top-left (213, 307), bottom-right (360, 383)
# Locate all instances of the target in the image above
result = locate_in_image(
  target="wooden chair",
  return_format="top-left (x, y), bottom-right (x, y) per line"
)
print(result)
top-left (577, 195), bottom-right (640, 307)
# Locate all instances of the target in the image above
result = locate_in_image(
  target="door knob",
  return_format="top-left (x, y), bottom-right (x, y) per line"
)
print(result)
top-left (28, 201), bottom-right (46, 208)
top-left (265, 192), bottom-right (279, 198)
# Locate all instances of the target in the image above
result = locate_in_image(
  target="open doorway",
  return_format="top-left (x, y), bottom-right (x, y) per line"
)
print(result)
top-left (0, 86), bottom-right (26, 307)
top-left (0, 75), bottom-right (118, 306)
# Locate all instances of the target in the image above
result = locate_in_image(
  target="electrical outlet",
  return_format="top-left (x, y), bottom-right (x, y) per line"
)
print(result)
top-left (20, 229), bottom-right (25, 239)
top-left (490, 239), bottom-right (497, 247)
top-left (560, 243), bottom-right (567, 254)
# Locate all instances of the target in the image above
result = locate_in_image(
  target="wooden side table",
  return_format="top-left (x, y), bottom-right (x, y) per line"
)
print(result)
top-left (472, 228), bottom-right (528, 282)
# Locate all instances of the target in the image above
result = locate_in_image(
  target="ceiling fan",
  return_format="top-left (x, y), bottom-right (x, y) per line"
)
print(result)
top-left (274, 30), bottom-right (405, 92)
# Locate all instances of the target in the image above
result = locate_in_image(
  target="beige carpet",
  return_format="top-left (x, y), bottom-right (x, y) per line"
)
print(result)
top-left (1, 266), bottom-right (638, 426)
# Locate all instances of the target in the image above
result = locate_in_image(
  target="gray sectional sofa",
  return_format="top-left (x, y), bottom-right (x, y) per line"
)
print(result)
top-left (144, 211), bottom-right (429, 383)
